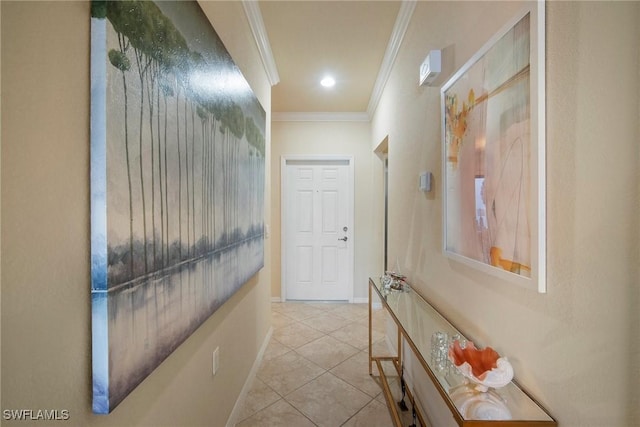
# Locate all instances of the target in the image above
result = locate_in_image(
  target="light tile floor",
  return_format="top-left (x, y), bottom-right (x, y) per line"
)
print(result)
top-left (234, 302), bottom-right (414, 426)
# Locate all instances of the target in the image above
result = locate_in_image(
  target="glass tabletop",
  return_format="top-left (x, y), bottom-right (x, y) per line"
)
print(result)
top-left (370, 277), bottom-right (554, 423)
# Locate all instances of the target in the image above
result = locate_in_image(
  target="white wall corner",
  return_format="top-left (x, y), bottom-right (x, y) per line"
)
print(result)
top-left (242, 1), bottom-right (280, 86)
top-left (366, 0), bottom-right (417, 118)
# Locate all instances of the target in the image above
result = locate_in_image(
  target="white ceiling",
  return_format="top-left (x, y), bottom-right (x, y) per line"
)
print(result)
top-left (251, 1), bottom-right (413, 118)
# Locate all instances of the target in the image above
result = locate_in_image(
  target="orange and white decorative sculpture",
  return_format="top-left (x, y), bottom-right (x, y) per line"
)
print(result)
top-left (448, 340), bottom-right (514, 392)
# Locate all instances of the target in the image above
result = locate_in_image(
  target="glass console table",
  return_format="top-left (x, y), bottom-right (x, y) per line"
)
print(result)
top-left (368, 277), bottom-right (556, 427)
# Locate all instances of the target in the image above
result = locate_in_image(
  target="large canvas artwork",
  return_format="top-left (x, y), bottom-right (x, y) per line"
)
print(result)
top-left (90, 1), bottom-right (266, 413)
top-left (441, 4), bottom-right (545, 292)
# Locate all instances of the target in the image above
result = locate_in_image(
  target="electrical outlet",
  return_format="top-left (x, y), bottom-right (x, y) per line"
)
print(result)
top-left (212, 347), bottom-right (220, 376)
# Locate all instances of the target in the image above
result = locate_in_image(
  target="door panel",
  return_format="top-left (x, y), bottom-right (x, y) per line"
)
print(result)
top-left (322, 190), bottom-right (338, 232)
top-left (284, 159), bottom-right (352, 301)
top-left (321, 246), bottom-right (338, 282)
top-left (297, 190), bottom-right (313, 232)
top-left (296, 246), bottom-right (313, 283)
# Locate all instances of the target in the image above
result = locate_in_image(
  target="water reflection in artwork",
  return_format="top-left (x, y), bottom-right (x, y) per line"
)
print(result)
top-left (90, 1), bottom-right (265, 413)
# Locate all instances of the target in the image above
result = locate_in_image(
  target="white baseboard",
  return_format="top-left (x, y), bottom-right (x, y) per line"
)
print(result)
top-left (225, 326), bottom-right (273, 427)
top-left (353, 298), bottom-right (382, 309)
top-left (272, 297), bottom-right (373, 304)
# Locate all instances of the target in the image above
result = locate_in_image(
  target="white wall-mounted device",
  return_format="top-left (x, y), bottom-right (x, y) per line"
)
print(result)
top-left (419, 50), bottom-right (441, 86)
top-left (419, 172), bottom-right (433, 192)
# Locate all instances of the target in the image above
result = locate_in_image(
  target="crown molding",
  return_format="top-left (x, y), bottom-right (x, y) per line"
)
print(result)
top-left (246, 0), bottom-right (416, 120)
top-left (242, 1), bottom-right (280, 86)
top-left (272, 112), bottom-right (370, 122)
top-left (366, 0), bottom-right (416, 118)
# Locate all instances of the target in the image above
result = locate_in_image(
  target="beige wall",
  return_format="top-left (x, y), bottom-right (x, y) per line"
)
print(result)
top-left (271, 120), bottom-right (382, 301)
top-left (372, 1), bottom-right (640, 426)
top-left (1, 1), bottom-right (271, 426)
top-left (0, 0), bottom-right (3, 413)
top-left (2, 1), bottom-right (639, 426)
top-left (636, 25), bottom-right (640, 421)
top-left (634, 16), bottom-right (640, 421)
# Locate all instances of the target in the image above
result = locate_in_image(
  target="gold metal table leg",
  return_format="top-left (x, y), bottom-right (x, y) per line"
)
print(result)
top-left (375, 358), bottom-right (403, 427)
top-left (368, 282), bottom-right (373, 375)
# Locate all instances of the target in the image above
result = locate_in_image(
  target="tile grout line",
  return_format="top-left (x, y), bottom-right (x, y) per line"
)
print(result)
top-left (236, 302), bottom-right (394, 426)
top-left (338, 395), bottom-right (380, 427)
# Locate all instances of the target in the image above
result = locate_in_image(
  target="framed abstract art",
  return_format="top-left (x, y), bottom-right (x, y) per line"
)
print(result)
top-left (441, 2), bottom-right (546, 293)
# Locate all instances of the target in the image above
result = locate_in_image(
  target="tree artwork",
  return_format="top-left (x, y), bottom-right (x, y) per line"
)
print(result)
top-left (90, 1), bottom-right (266, 413)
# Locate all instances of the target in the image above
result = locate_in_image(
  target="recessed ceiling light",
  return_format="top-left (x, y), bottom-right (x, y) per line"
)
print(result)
top-left (320, 76), bottom-right (336, 88)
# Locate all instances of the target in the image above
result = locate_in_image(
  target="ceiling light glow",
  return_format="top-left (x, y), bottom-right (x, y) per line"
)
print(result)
top-left (320, 76), bottom-right (336, 88)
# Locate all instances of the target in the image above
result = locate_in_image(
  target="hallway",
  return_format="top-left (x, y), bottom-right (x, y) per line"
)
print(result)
top-left (234, 302), bottom-right (410, 426)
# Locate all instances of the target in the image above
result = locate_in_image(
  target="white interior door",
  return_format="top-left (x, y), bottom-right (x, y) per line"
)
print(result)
top-left (282, 158), bottom-right (353, 301)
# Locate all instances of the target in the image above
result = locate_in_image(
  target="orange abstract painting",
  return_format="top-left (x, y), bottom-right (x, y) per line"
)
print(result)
top-left (441, 7), bottom-right (545, 291)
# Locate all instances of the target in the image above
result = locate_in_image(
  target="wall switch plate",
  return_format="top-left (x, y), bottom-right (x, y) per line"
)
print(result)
top-left (212, 347), bottom-right (220, 376)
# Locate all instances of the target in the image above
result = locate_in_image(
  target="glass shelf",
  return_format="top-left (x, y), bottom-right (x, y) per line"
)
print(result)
top-left (369, 277), bottom-right (556, 426)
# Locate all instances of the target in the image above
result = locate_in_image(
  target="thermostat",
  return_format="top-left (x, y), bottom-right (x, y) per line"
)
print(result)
top-left (419, 172), bottom-right (433, 192)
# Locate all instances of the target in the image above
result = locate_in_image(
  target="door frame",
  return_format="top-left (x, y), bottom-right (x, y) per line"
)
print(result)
top-left (281, 155), bottom-right (355, 302)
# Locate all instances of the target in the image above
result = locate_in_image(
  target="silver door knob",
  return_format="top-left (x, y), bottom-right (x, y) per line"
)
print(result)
top-left (338, 236), bottom-right (348, 242)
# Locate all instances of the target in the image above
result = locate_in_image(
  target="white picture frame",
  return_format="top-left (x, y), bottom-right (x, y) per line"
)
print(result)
top-left (441, 2), bottom-right (546, 293)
